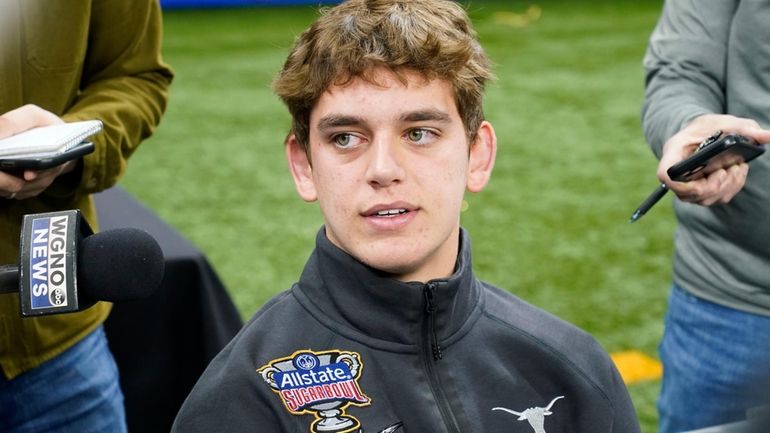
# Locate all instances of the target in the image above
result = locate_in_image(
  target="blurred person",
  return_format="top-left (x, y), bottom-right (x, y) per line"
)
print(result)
top-left (0, 1), bottom-right (173, 432)
top-left (171, 1), bottom-right (641, 432)
top-left (641, 1), bottom-right (770, 432)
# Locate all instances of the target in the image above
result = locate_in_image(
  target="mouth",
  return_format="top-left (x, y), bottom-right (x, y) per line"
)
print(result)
top-left (363, 203), bottom-right (416, 219)
top-left (373, 208), bottom-right (408, 217)
top-left (362, 203), bottom-right (418, 230)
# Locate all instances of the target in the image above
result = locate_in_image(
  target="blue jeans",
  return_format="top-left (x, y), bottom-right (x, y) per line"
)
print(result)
top-left (0, 326), bottom-right (127, 433)
top-left (658, 284), bottom-right (770, 433)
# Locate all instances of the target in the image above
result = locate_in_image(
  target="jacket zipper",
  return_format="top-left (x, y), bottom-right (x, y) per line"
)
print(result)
top-left (424, 283), bottom-right (443, 360)
top-left (422, 282), bottom-right (461, 433)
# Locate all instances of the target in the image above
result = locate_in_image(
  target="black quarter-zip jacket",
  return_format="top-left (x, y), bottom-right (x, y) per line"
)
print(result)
top-left (172, 228), bottom-right (641, 433)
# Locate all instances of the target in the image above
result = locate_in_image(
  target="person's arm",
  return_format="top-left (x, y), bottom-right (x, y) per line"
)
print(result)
top-left (641, 0), bottom-right (736, 156)
top-left (52, 0), bottom-right (174, 198)
top-left (641, 0), bottom-right (770, 205)
top-left (0, 0), bottom-right (173, 201)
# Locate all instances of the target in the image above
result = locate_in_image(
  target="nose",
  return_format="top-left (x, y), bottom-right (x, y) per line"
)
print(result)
top-left (365, 138), bottom-right (406, 188)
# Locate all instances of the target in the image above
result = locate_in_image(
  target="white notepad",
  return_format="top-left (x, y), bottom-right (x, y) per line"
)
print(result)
top-left (0, 120), bottom-right (103, 158)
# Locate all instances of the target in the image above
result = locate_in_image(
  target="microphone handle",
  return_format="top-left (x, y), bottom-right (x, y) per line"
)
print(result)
top-left (0, 264), bottom-right (20, 294)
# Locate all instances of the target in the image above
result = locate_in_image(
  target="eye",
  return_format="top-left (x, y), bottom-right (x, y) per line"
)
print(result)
top-left (407, 129), bottom-right (425, 141)
top-left (332, 133), bottom-right (362, 149)
top-left (405, 128), bottom-right (438, 146)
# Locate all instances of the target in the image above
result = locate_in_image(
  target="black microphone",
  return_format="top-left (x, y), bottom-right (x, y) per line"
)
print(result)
top-left (0, 210), bottom-right (164, 316)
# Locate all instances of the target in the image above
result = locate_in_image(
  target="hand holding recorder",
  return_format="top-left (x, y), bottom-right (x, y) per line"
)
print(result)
top-left (657, 114), bottom-right (769, 206)
top-left (630, 114), bottom-right (768, 222)
top-left (0, 105), bottom-right (99, 201)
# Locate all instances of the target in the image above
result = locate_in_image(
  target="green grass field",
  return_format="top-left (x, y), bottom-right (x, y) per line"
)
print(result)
top-left (120, 1), bottom-right (669, 431)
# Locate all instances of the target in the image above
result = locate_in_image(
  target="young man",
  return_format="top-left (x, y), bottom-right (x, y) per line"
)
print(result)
top-left (172, 1), bottom-right (640, 432)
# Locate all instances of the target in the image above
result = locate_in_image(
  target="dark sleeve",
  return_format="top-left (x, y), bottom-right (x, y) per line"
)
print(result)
top-left (171, 299), bottom-right (298, 433)
top-left (608, 358), bottom-right (642, 433)
top-left (640, 0), bottom-right (737, 157)
top-left (171, 338), bottom-right (287, 433)
top-left (568, 332), bottom-right (642, 433)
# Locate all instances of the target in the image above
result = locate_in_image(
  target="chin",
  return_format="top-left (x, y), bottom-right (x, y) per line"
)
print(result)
top-left (360, 249), bottom-right (440, 282)
top-left (356, 251), bottom-right (419, 276)
top-left (361, 255), bottom-right (414, 274)
top-left (335, 234), bottom-right (448, 281)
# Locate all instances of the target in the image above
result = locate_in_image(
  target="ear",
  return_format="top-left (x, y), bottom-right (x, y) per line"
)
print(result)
top-left (466, 120), bottom-right (497, 192)
top-left (285, 134), bottom-right (318, 202)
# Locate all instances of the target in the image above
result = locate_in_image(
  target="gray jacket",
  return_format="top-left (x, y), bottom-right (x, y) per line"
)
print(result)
top-left (642, 0), bottom-right (770, 315)
top-left (172, 229), bottom-right (640, 433)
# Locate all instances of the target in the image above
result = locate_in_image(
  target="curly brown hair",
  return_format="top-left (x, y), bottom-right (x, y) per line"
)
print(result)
top-left (273, 0), bottom-right (494, 152)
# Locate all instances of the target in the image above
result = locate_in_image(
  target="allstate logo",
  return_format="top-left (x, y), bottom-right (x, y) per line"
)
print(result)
top-left (294, 353), bottom-right (319, 371)
top-left (258, 349), bottom-right (371, 433)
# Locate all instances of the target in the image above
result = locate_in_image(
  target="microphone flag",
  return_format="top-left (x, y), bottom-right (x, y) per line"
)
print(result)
top-left (18, 209), bottom-right (93, 316)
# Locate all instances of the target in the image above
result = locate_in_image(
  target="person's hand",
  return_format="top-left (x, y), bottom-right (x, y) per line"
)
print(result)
top-left (0, 104), bottom-right (78, 201)
top-left (658, 114), bottom-right (770, 206)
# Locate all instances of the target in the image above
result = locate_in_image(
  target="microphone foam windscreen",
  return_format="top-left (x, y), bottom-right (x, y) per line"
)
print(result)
top-left (77, 228), bottom-right (165, 302)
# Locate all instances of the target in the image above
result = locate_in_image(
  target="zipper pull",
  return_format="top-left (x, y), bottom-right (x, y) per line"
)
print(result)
top-left (424, 283), bottom-right (443, 360)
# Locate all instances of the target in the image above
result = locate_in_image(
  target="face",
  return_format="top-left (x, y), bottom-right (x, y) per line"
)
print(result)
top-left (287, 68), bottom-right (496, 282)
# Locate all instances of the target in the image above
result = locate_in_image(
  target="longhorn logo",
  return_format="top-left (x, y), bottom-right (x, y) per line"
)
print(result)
top-left (492, 395), bottom-right (564, 433)
top-left (375, 422), bottom-right (403, 433)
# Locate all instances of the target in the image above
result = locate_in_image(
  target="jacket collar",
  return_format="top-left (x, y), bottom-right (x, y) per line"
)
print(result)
top-left (294, 227), bottom-right (483, 347)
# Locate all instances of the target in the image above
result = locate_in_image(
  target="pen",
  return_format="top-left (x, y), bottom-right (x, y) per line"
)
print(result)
top-left (630, 131), bottom-right (723, 224)
top-left (629, 183), bottom-right (668, 223)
